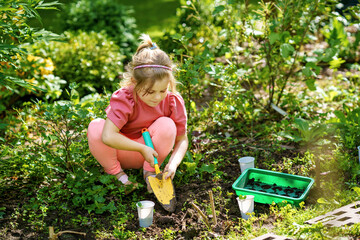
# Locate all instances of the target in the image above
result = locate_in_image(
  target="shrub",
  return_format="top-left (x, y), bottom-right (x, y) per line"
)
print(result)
top-left (334, 106), bottom-right (360, 153)
top-left (0, 52), bottom-right (66, 117)
top-left (0, 0), bottom-right (61, 118)
top-left (33, 31), bottom-right (124, 98)
top-left (0, 87), bottom-right (117, 215)
top-left (167, 0), bottom-right (337, 116)
top-left (321, 4), bottom-right (360, 63)
top-left (2, 89), bottom-right (106, 177)
top-left (62, 0), bottom-right (139, 60)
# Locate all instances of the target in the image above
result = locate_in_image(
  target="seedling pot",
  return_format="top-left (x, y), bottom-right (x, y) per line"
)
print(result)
top-left (232, 168), bottom-right (314, 206)
top-left (238, 156), bottom-right (255, 173)
top-left (237, 195), bottom-right (254, 220)
top-left (136, 200), bottom-right (155, 228)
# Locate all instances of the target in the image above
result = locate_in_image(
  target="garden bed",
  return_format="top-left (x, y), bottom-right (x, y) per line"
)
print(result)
top-left (0, 142), bottom-right (311, 239)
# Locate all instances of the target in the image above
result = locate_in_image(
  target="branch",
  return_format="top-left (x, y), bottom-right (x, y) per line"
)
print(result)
top-left (208, 190), bottom-right (217, 225)
top-left (49, 226), bottom-right (86, 240)
top-left (276, 0), bottom-right (320, 106)
top-left (190, 202), bottom-right (211, 229)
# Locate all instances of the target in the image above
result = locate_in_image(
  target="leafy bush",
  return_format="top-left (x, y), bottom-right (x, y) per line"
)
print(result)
top-left (0, 87), bottom-right (130, 216)
top-left (0, 0), bottom-right (61, 118)
top-left (322, 5), bottom-right (360, 63)
top-left (0, 52), bottom-right (66, 117)
top-left (168, 0), bottom-right (340, 117)
top-left (334, 106), bottom-right (360, 152)
top-left (162, 0), bottom-right (231, 57)
top-left (33, 31), bottom-right (124, 97)
top-left (1, 88), bottom-right (105, 178)
top-left (62, 0), bottom-right (139, 60)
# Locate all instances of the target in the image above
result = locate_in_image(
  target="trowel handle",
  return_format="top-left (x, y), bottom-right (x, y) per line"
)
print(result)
top-left (141, 128), bottom-right (160, 174)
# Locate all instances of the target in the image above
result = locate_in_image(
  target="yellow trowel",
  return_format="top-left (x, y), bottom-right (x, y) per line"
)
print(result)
top-left (142, 128), bottom-right (176, 212)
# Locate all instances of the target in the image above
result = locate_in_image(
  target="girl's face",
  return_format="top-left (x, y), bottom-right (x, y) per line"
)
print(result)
top-left (138, 78), bottom-right (169, 107)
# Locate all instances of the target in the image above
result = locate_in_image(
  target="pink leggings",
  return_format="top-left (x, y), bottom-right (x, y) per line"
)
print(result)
top-left (87, 117), bottom-right (176, 175)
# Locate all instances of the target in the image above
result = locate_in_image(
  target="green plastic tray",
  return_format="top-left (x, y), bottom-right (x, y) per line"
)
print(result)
top-left (232, 168), bottom-right (314, 206)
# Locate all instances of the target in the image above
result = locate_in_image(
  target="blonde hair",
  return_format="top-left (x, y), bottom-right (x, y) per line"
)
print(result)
top-left (122, 34), bottom-right (177, 95)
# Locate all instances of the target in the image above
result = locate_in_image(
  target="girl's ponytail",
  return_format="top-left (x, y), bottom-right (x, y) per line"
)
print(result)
top-left (136, 34), bottom-right (155, 54)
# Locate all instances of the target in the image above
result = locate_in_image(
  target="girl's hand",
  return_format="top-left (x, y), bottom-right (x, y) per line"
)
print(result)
top-left (141, 146), bottom-right (158, 168)
top-left (164, 163), bottom-right (177, 180)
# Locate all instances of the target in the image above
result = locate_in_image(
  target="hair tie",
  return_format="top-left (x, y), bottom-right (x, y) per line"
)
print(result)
top-left (134, 64), bottom-right (172, 71)
top-left (149, 43), bottom-right (157, 50)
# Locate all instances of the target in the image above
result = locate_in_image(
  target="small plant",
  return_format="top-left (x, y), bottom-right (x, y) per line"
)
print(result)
top-left (238, 195), bottom-right (247, 200)
top-left (0, 207), bottom-right (5, 219)
top-left (334, 106), bottom-right (360, 151)
top-left (332, 106), bottom-right (360, 184)
top-left (279, 117), bottom-right (334, 187)
top-left (280, 118), bottom-right (331, 147)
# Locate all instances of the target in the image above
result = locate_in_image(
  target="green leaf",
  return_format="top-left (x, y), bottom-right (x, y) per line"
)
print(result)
top-left (185, 151), bottom-right (194, 162)
top-left (107, 202), bottom-right (116, 213)
top-left (269, 32), bottom-right (280, 45)
top-left (321, 48), bottom-right (337, 62)
top-left (199, 163), bottom-right (216, 173)
top-left (0, 44), bottom-right (18, 50)
top-left (213, 5), bottom-right (225, 15)
top-left (99, 175), bottom-right (111, 184)
top-left (0, 7), bottom-right (15, 12)
top-left (172, 33), bottom-right (182, 40)
top-left (280, 43), bottom-right (294, 58)
top-left (34, 1), bottom-right (62, 10)
top-left (294, 118), bottom-right (309, 133)
top-left (183, 162), bottom-right (197, 174)
top-left (329, 57), bottom-right (345, 69)
top-left (278, 131), bottom-right (295, 140)
top-left (281, 31), bottom-right (291, 40)
top-left (303, 67), bottom-right (315, 77)
top-left (185, 32), bottom-right (193, 39)
top-left (305, 78), bottom-right (316, 91)
top-left (317, 198), bottom-right (331, 204)
top-left (95, 195), bottom-right (105, 203)
top-left (305, 62), bottom-right (321, 74)
top-left (21, 4), bottom-right (43, 25)
top-left (353, 187), bottom-right (360, 196)
top-left (334, 110), bottom-right (346, 123)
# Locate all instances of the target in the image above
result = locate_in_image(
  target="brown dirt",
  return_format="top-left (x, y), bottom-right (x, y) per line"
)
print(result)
top-left (1, 143), bottom-right (304, 240)
top-left (123, 145), bottom-right (308, 240)
top-left (1, 110), bottom-right (340, 240)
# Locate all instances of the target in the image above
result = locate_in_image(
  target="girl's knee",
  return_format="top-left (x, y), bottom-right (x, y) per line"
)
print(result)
top-left (156, 116), bottom-right (175, 125)
top-left (152, 117), bottom-right (176, 138)
top-left (87, 118), bottom-right (105, 140)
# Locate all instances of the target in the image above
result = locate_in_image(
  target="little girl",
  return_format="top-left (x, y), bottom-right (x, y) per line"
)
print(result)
top-left (87, 34), bottom-right (188, 194)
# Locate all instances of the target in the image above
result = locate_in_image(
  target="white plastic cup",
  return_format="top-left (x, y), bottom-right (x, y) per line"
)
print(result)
top-left (237, 195), bottom-right (255, 220)
top-left (136, 200), bottom-right (155, 228)
top-left (238, 157), bottom-right (255, 173)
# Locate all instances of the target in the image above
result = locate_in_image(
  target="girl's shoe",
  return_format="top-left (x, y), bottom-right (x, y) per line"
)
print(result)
top-left (143, 170), bottom-right (156, 194)
top-left (117, 171), bottom-right (138, 195)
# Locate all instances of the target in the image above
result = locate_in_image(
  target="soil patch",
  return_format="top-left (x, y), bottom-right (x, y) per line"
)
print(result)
top-left (0, 142), bottom-right (315, 240)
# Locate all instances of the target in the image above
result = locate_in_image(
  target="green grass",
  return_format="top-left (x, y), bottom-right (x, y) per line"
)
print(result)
top-left (29, 0), bottom-right (180, 38)
top-left (121, 0), bottom-right (180, 38)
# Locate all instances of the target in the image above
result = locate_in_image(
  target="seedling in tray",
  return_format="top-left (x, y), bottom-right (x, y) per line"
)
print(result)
top-left (244, 178), bottom-right (305, 198)
top-left (232, 168), bottom-right (315, 206)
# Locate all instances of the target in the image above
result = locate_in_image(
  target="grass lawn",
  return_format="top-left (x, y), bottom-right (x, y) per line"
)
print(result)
top-left (28, 0), bottom-right (180, 38)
